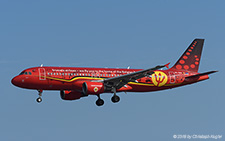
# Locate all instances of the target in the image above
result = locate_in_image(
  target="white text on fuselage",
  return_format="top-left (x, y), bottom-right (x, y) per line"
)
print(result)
top-left (51, 69), bottom-right (135, 74)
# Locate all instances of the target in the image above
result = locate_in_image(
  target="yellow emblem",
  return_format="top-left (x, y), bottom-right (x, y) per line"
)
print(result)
top-left (151, 71), bottom-right (168, 87)
top-left (94, 87), bottom-right (98, 92)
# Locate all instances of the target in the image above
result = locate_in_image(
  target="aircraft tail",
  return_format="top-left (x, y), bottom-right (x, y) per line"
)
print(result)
top-left (170, 39), bottom-right (204, 72)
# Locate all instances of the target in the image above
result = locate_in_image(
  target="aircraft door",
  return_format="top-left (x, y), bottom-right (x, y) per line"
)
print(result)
top-left (39, 68), bottom-right (46, 80)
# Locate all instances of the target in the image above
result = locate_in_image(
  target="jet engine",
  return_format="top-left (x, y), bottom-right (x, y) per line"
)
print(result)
top-left (82, 82), bottom-right (105, 95)
top-left (60, 90), bottom-right (82, 100)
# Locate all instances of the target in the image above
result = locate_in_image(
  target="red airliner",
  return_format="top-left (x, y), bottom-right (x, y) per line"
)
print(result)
top-left (11, 39), bottom-right (217, 106)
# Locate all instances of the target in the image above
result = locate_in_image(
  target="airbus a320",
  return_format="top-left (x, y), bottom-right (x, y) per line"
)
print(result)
top-left (11, 39), bottom-right (217, 106)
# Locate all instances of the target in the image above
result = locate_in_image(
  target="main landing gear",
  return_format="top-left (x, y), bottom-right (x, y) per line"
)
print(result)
top-left (111, 87), bottom-right (120, 103)
top-left (96, 94), bottom-right (104, 106)
top-left (111, 95), bottom-right (120, 103)
top-left (36, 90), bottom-right (43, 103)
top-left (95, 88), bottom-right (120, 106)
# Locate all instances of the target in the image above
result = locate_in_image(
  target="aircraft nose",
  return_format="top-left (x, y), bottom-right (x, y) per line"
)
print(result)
top-left (11, 76), bottom-right (20, 87)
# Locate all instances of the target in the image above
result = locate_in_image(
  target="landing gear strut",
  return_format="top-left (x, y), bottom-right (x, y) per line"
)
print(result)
top-left (36, 90), bottom-right (43, 103)
top-left (111, 87), bottom-right (120, 103)
top-left (96, 94), bottom-right (104, 106)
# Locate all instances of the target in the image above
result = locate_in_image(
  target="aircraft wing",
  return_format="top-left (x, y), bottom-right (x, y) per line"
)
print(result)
top-left (103, 64), bottom-right (167, 89)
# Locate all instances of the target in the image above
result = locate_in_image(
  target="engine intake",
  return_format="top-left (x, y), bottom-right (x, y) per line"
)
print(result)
top-left (82, 82), bottom-right (105, 95)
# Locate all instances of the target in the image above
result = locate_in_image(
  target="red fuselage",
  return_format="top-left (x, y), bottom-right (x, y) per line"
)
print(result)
top-left (11, 66), bottom-right (209, 93)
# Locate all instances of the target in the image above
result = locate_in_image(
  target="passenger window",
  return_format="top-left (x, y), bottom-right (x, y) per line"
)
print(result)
top-left (24, 72), bottom-right (28, 75)
top-left (29, 72), bottom-right (32, 75)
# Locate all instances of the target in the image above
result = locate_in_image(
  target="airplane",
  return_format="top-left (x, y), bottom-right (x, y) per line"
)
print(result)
top-left (11, 39), bottom-right (217, 106)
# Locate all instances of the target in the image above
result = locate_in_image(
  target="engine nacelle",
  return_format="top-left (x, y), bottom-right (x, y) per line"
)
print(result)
top-left (60, 90), bottom-right (82, 100)
top-left (82, 81), bottom-right (105, 95)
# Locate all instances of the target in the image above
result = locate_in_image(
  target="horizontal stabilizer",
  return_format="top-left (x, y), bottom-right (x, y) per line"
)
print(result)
top-left (185, 71), bottom-right (218, 79)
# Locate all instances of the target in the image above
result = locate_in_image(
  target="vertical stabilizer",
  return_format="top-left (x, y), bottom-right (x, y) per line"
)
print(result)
top-left (171, 39), bottom-right (204, 72)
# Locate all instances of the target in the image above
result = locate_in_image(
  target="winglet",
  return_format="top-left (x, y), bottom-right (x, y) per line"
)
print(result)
top-left (165, 63), bottom-right (170, 69)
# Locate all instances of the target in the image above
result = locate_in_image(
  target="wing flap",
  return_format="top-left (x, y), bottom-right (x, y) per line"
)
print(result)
top-left (104, 64), bottom-right (167, 89)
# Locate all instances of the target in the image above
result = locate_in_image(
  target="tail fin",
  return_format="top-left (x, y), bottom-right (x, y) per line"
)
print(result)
top-left (171, 39), bottom-right (204, 72)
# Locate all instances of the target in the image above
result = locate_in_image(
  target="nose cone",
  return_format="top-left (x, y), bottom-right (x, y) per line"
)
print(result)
top-left (11, 76), bottom-right (21, 87)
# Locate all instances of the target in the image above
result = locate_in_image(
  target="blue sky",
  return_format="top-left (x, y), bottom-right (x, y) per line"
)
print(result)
top-left (0, 0), bottom-right (224, 140)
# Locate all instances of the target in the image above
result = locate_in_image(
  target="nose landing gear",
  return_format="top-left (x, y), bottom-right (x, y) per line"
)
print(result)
top-left (36, 97), bottom-right (42, 103)
top-left (36, 90), bottom-right (43, 103)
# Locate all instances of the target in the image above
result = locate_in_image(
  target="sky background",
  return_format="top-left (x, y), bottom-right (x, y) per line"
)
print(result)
top-left (0, 0), bottom-right (224, 140)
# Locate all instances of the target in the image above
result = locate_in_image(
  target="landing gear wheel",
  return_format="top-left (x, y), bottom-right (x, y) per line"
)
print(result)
top-left (36, 97), bottom-right (42, 103)
top-left (96, 98), bottom-right (104, 106)
top-left (111, 95), bottom-right (120, 103)
top-left (36, 90), bottom-right (43, 103)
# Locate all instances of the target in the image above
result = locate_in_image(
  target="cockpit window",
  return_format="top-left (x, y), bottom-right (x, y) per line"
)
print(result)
top-left (19, 71), bottom-right (32, 75)
top-left (19, 72), bottom-right (25, 75)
